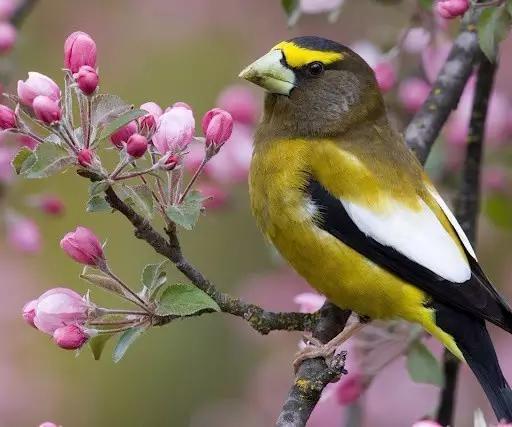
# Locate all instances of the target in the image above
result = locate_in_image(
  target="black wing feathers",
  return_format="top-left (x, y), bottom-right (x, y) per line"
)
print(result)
top-left (306, 178), bottom-right (512, 332)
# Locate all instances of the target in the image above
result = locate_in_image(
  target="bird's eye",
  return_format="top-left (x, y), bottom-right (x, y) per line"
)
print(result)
top-left (308, 62), bottom-right (324, 76)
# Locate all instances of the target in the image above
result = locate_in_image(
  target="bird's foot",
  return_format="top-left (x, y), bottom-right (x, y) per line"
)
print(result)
top-left (293, 338), bottom-right (339, 373)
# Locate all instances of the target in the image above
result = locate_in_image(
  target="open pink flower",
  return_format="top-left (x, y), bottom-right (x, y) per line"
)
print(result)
top-left (153, 106), bottom-right (195, 154)
top-left (34, 287), bottom-right (90, 334)
top-left (60, 226), bottom-right (105, 266)
top-left (17, 72), bottom-right (61, 107)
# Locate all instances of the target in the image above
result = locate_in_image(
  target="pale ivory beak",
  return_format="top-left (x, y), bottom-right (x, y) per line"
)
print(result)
top-left (238, 49), bottom-right (296, 95)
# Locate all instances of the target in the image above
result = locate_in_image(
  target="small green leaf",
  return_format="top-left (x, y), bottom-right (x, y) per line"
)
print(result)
top-left (89, 180), bottom-right (110, 196)
top-left (142, 261), bottom-right (168, 295)
top-left (112, 326), bottom-right (146, 363)
top-left (12, 147), bottom-right (34, 174)
top-left (418, 0), bottom-right (433, 10)
top-left (90, 94), bottom-right (131, 127)
top-left (478, 6), bottom-right (512, 62)
top-left (23, 142), bottom-right (75, 179)
top-left (281, 0), bottom-right (298, 15)
top-left (89, 334), bottom-right (113, 361)
top-left (98, 109), bottom-right (147, 141)
top-left (122, 184), bottom-right (153, 219)
top-left (156, 283), bottom-right (220, 316)
top-left (165, 190), bottom-right (205, 230)
top-left (406, 339), bottom-right (444, 386)
top-left (484, 194), bottom-right (512, 229)
top-left (86, 195), bottom-right (112, 213)
top-left (80, 272), bottom-right (123, 294)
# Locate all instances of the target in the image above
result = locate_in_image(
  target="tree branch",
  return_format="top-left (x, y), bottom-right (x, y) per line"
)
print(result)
top-left (435, 56), bottom-right (496, 427)
top-left (11, 0), bottom-right (39, 28)
top-left (276, 6), bottom-right (485, 426)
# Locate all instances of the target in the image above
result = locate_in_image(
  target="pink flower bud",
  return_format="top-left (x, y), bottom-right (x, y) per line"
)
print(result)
top-left (18, 135), bottom-right (38, 150)
top-left (0, 0), bottom-right (16, 20)
top-left (39, 422), bottom-right (60, 427)
top-left (60, 226), bottom-right (105, 266)
top-left (53, 324), bottom-right (89, 350)
top-left (77, 148), bottom-right (94, 167)
top-left (33, 95), bottom-right (61, 125)
top-left (412, 421), bottom-right (442, 427)
top-left (398, 78), bottom-right (431, 113)
top-left (22, 299), bottom-right (38, 328)
top-left (7, 217), bottom-right (41, 253)
top-left (17, 72), bottom-right (61, 107)
top-left (126, 133), bottom-right (148, 158)
top-left (217, 85), bottom-right (259, 125)
top-left (38, 195), bottom-right (65, 216)
top-left (73, 65), bottom-right (99, 95)
top-left (374, 62), bottom-right (396, 92)
top-left (436, 0), bottom-right (469, 19)
top-left (153, 106), bottom-right (195, 154)
top-left (402, 27), bottom-right (431, 54)
top-left (293, 292), bottom-right (326, 313)
top-left (202, 108), bottom-right (233, 149)
top-left (34, 288), bottom-right (90, 334)
top-left (0, 21), bottom-right (16, 54)
top-left (0, 104), bottom-right (16, 129)
top-left (140, 115), bottom-right (156, 135)
top-left (163, 154), bottom-right (179, 170)
top-left (335, 372), bottom-right (364, 405)
top-left (110, 121), bottom-right (137, 149)
top-left (64, 31), bottom-right (97, 73)
top-left (140, 101), bottom-right (163, 119)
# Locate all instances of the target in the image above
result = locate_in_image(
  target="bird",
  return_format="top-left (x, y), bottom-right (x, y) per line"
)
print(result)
top-left (239, 36), bottom-right (512, 422)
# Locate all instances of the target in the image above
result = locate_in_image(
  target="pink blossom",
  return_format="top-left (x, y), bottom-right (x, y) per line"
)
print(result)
top-left (335, 372), bottom-right (364, 405)
top-left (64, 31), bottom-right (97, 73)
top-left (217, 85), bottom-right (259, 125)
top-left (0, 0), bottom-right (16, 20)
top-left (110, 121), bottom-right (137, 148)
top-left (202, 108), bottom-right (233, 149)
top-left (350, 40), bottom-right (382, 68)
top-left (398, 78), bottom-right (431, 113)
top-left (436, 0), bottom-right (470, 20)
top-left (299, 0), bottom-right (344, 13)
top-left (412, 421), bottom-right (442, 427)
top-left (34, 287), bottom-right (89, 334)
top-left (139, 102), bottom-right (161, 135)
top-left (39, 422), bottom-right (60, 427)
top-left (17, 72), bottom-right (61, 107)
top-left (422, 41), bottom-right (452, 83)
top-left (7, 216), bottom-right (41, 253)
top-left (140, 101), bottom-right (163, 119)
top-left (374, 62), bottom-right (396, 92)
top-left (32, 95), bottom-right (61, 124)
top-left (60, 226), bottom-right (105, 266)
top-left (0, 21), bottom-right (16, 54)
top-left (22, 299), bottom-right (38, 328)
top-left (198, 183), bottom-right (229, 209)
top-left (153, 106), bottom-right (195, 154)
top-left (293, 292), bottom-right (326, 313)
top-left (172, 101), bottom-right (192, 110)
top-left (0, 104), bottom-right (16, 129)
top-left (38, 195), bottom-right (65, 216)
top-left (126, 133), bottom-right (148, 158)
top-left (483, 168), bottom-right (507, 193)
top-left (53, 324), bottom-right (89, 350)
top-left (402, 27), bottom-right (431, 54)
top-left (73, 65), bottom-right (99, 95)
top-left (77, 148), bottom-right (94, 167)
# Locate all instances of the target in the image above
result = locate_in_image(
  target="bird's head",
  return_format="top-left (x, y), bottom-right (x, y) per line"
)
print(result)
top-left (239, 36), bottom-right (385, 137)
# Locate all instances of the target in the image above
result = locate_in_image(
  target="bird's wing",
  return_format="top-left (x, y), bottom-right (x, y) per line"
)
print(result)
top-left (306, 177), bottom-right (512, 331)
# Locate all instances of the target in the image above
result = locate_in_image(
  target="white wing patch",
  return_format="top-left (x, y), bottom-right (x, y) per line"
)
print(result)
top-left (426, 185), bottom-right (477, 260)
top-left (341, 198), bottom-right (471, 283)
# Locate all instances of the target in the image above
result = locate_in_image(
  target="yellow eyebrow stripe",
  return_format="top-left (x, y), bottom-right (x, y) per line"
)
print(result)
top-left (273, 41), bottom-right (344, 68)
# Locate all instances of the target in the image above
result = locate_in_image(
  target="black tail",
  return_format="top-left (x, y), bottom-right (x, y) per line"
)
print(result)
top-left (434, 301), bottom-right (512, 422)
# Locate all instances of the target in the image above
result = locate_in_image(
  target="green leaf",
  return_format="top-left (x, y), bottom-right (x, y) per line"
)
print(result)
top-left (98, 109), bottom-right (147, 141)
top-left (156, 283), bottom-right (220, 316)
top-left (90, 94), bottom-right (131, 127)
top-left (165, 190), bottom-right (205, 230)
top-left (507, 0), bottom-right (512, 17)
top-left (12, 147), bottom-right (34, 174)
top-left (86, 195), bottom-right (112, 213)
top-left (478, 6), bottom-right (512, 62)
top-left (89, 334), bottom-right (113, 361)
top-left (281, 0), bottom-right (298, 15)
top-left (80, 272), bottom-right (123, 294)
top-left (484, 194), bottom-right (512, 229)
top-left (418, 0), bottom-right (433, 10)
top-left (112, 326), bottom-right (146, 363)
top-left (122, 184), bottom-right (153, 219)
top-left (23, 142), bottom-right (75, 179)
top-left (141, 261), bottom-right (168, 295)
top-left (406, 339), bottom-right (444, 386)
top-left (89, 180), bottom-right (110, 196)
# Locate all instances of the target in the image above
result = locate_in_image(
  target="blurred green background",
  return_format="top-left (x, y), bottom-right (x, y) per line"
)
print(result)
top-left (3, 1), bottom-right (512, 426)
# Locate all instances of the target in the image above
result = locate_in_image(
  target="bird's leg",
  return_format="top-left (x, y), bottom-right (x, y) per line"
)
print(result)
top-left (293, 320), bottom-right (368, 372)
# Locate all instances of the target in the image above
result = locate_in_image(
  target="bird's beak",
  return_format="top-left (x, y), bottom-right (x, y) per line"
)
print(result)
top-left (239, 49), bottom-right (296, 96)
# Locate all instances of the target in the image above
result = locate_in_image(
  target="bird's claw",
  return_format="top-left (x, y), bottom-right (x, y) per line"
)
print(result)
top-left (293, 341), bottom-right (336, 373)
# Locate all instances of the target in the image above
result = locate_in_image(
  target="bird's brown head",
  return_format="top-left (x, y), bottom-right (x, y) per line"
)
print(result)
top-left (239, 36), bottom-right (386, 137)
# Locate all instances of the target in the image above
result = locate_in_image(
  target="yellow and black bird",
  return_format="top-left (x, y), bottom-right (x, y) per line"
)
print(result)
top-left (240, 36), bottom-right (512, 421)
